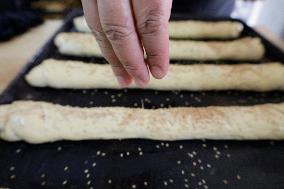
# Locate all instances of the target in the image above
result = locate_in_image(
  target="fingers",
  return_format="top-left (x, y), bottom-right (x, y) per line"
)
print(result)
top-left (97, 0), bottom-right (150, 86)
top-left (132, 0), bottom-right (172, 79)
top-left (81, 0), bottom-right (132, 87)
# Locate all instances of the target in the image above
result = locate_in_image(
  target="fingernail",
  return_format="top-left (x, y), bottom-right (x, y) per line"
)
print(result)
top-left (116, 76), bottom-right (129, 87)
top-left (151, 65), bottom-right (166, 79)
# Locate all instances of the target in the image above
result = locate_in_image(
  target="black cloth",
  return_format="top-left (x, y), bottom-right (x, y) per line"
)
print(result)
top-left (172, 0), bottom-right (236, 18)
top-left (0, 10), bottom-right (43, 41)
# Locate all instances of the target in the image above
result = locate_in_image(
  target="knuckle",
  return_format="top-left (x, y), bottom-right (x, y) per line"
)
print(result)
top-left (102, 23), bottom-right (133, 42)
top-left (138, 9), bottom-right (166, 36)
top-left (89, 27), bottom-right (106, 43)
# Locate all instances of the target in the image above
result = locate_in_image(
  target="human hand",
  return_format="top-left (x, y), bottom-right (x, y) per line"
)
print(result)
top-left (81, 0), bottom-right (172, 87)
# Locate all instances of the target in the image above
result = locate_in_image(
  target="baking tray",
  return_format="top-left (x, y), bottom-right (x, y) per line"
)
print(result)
top-left (0, 9), bottom-right (284, 189)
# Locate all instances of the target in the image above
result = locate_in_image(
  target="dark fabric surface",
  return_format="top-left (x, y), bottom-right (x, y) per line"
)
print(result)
top-left (172, 0), bottom-right (235, 17)
top-left (0, 10), bottom-right (43, 41)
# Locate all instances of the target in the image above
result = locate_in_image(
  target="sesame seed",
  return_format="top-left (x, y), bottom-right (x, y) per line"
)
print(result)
top-left (193, 162), bottom-right (197, 166)
top-left (41, 181), bottom-right (46, 186)
top-left (144, 181), bottom-right (148, 186)
top-left (223, 180), bottom-right (229, 185)
top-left (187, 153), bottom-right (194, 158)
top-left (156, 145), bottom-right (160, 149)
top-left (164, 181), bottom-right (168, 186)
top-left (226, 153), bottom-right (231, 158)
top-left (84, 160), bottom-right (89, 164)
top-left (202, 179), bottom-right (206, 184)
top-left (198, 159), bottom-right (202, 163)
top-left (41, 173), bottom-right (45, 178)
top-left (236, 175), bottom-right (241, 180)
top-left (184, 184), bottom-right (189, 188)
top-left (161, 142), bottom-right (165, 146)
top-left (184, 178), bottom-right (188, 182)
top-left (200, 166), bottom-right (204, 170)
top-left (92, 162), bottom-right (96, 167)
top-left (87, 180), bottom-right (91, 185)
top-left (138, 147), bottom-right (142, 151)
top-left (177, 160), bottom-right (182, 164)
top-left (120, 153), bottom-right (124, 157)
top-left (181, 170), bottom-right (185, 175)
top-left (102, 152), bottom-right (106, 156)
top-left (169, 179), bottom-right (174, 183)
top-left (179, 145), bottom-right (184, 149)
top-left (206, 164), bottom-right (212, 168)
top-left (96, 151), bottom-right (101, 155)
top-left (202, 144), bottom-right (207, 148)
top-left (86, 174), bottom-right (90, 178)
top-left (15, 148), bottom-right (22, 154)
top-left (132, 184), bottom-right (136, 188)
top-left (139, 151), bottom-right (143, 156)
top-left (64, 166), bottom-right (69, 171)
top-left (126, 152), bottom-right (130, 156)
top-left (10, 175), bottom-right (16, 180)
top-left (9, 166), bottom-right (15, 171)
top-left (165, 143), bottom-right (169, 147)
top-left (108, 179), bottom-right (112, 184)
top-left (213, 147), bottom-right (218, 151)
top-left (57, 146), bottom-right (62, 151)
top-left (224, 145), bottom-right (229, 149)
top-left (84, 169), bottom-right (89, 174)
top-left (191, 173), bottom-right (195, 177)
top-left (192, 151), bottom-right (197, 155)
top-left (198, 181), bottom-right (202, 186)
top-left (62, 180), bottom-right (68, 185)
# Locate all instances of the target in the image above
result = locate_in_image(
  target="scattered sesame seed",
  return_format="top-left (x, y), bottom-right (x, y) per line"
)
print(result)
top-left (64, 166), bottom-right (69, 171)
top-left (86, 174), bottom-right (90, 178)
top-left (165, 143), bottom-right (170, 147)
top-left (214, 155), bottom-right (220, 159)
top-left (193, 162), bottom-right (197, 166)
top-left (89, 101), bottom-right (94, 105)
top-left (169, 179), bottom-right (174, 183)
top-left (84, 160), bottom-right (89, 165)
top-left (92, 162), bottom-right (96, 167)
top-left (132, 184), bottom-right (136, 188)
top-left (187, 153), bottom-right (194, 158)
top-left (102, 152), bottom-right (106, 156)
top-left (200, 166), bottom-right (204, 170)
top-left (202, 179), bottom-right (206, 184)
top-left (181, 170), bottom-right (185, 175)
top-left (213, 147), bottom-right (218, 151)
top-left (10, 175), bottom-right (16, 180)
top-left (57, 146), bottom-right (62, 151)
top-left (184, 183), bottom-right (189, 188)
top-left (192, 151), bottom-right (197, 155)
top-left (156, 145), bottom-right (160, 149)
top-left (191, 173), bottom-right (196, 177)
top-left (202, 144), bottom-right (207, 148)
top-left (198, 159), bottom-right (202, 163)
top-left (198, 181), bottom-right (202, 186)
top-left (139, 151), bottom-right (143, 156)
top-left (120, 153), bottom-right (124, 157)
top-left (138, 147), bottom-right (142, 151)
top-left (226, 154), bottom-right (231, 158)
top-left (236, 175), bottom-right (241, 180)
top-left (41, 173), bottom-right (45, 178)
top-left (164, 181), bottom-right (168, 186)
top-left (84, 169), bottom-right (89, 174)
top-left (179, 145), bottom-right (184, 149)
top-left (204, 185), bottom-right (208, 189)
top-left (177, 160), bottom-right (182, 164)
top-left (223, 180), bottom-right (229, 185)
top-left (144, 181), bottom-right (148, 186)
top-left (166, 98), bottom-right (170, 101)
top-left (216, 151), bottom-right (221, 155)
top-left (224, 145), bottom-right (229, 149)
top-left (184, 178), bottom-right (188, 183)
top-left (86, 180), bottom-right (91, 185)
top-left (126, 152), bottom-right (130, 156)
top-left (108, 179), bottom-right (112, 184)
top-left (206, 164), bottom-right (212, 168)
top-left (104, 91), bottom-right (108, 95)
top-left (62, 180), bottom-right (68, 185)
top-left (9, 166), bottom-right (15, 171)
top-left (96, 151), bottom-right (101, 155)
top-left (15, 148), bottom-right (22, 154)
top-left (41, 181), bottom-right (46, 186)
top-left (161, 142), bottom-right (165, 146)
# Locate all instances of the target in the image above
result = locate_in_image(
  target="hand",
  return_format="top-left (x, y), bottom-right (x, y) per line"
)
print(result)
top-left (81, 0), bottom-right (172, 87)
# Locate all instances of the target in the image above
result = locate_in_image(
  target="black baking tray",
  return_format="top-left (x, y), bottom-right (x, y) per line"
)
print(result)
top-left (0, 9), bottom-right (284, 189)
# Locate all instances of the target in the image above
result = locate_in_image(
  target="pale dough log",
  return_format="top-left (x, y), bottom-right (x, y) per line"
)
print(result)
top-left (74, 16), bottom-right (244, 39)
top-left (54, 32), bottom-right (265, 61)
top-left (25, 59), bottom-right (284, 91)
top-left (1, 101), bottom-right (284, 143)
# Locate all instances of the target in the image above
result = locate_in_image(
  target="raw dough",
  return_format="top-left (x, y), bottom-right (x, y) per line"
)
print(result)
top-left (54, 32), bottom-right (265, 61)
top-left (26, 59), bottom-right (284, 91)
top-left (1, 101), bottom-right (284, 143)
top-left (74, 16), bottom-right (244, 39)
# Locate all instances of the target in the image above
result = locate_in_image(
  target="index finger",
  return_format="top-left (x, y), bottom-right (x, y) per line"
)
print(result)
top-left (132, 0), bottom-right (172, 79)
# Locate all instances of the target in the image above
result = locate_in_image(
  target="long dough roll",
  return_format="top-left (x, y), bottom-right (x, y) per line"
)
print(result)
top-left (25, 59), bottom-right (284, 91)
top-left (1, 101), bottom-right (284, 143)
top-left (54, 32), bottom-right (265, 61)
top-left (74, 16), bottom-right (244, 39)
